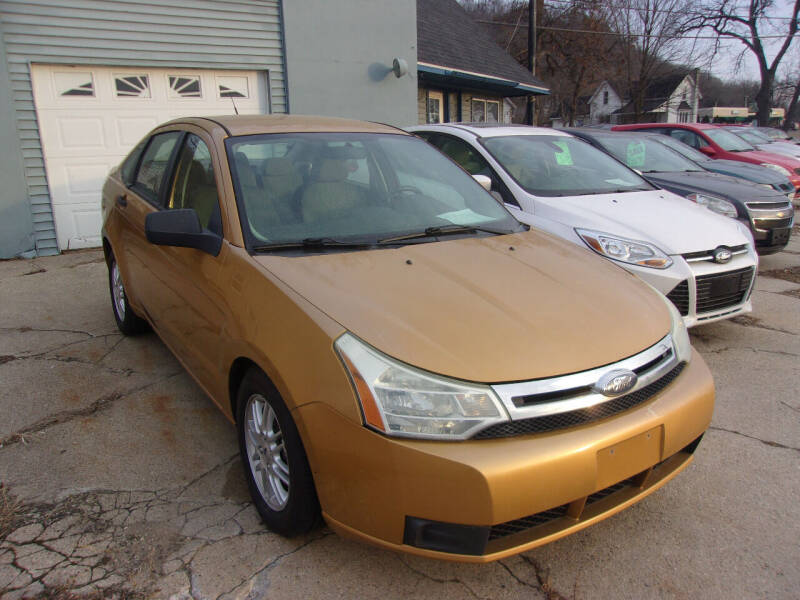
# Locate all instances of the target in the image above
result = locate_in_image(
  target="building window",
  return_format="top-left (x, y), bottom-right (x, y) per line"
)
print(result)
top-left (217, 75), bottom-right (249, 98)
top-left (679, 111), bottom-right (692, 123)
top-left (471, 99), bottom-right (500, 123)
top-left (115, 75), bottom-right (151, 98)
top-left (427, 90), bottom-right (444, 123)
top-left (603, 90), bottom-right (609, 105)
top-left (55, 72), bottom-right (95, 97)
top-left (168, 75), bottom-right (202, 98)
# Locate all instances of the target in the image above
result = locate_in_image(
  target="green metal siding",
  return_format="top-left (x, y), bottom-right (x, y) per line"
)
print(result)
top-left (0, 0), bottom-right (287, 256)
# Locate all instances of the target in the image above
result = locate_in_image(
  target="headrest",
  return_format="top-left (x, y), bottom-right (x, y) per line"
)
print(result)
top-left (322, 144), bottom-right (367, 160)
top-left (263, 157), bottom-right (295, 177)
top-left (316, 159), bottom-right (348, 182)
top-left (234, 152), bottom-right (257, 188)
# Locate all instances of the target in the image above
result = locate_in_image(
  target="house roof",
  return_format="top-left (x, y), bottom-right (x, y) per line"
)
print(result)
top-left (417, 0), bottom-right (549, 96)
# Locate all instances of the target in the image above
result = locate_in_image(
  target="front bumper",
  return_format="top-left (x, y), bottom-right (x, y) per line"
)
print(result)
top-left (748, 205), bottom-right (795, 254)
top-left (295, 350), bottom-right (714, 562)
top-left (626, 249), bottom-right (758, 328)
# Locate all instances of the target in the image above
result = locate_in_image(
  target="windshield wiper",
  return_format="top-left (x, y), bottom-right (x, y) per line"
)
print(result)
top-left (252, 237), bottom-right (374, 252)
top-left (378, 224), bottom-right (516, 244)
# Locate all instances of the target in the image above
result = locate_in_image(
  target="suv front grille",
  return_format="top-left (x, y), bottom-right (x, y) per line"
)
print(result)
top-left (473, 363), bottom-right (685, 439)
top-left (666, 280), bottom-right (689, 315)
top-left (695, 266), bottom-right (754, 314)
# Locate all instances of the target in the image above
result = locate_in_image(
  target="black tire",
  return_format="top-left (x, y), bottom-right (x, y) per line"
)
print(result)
top-left (237, 368), bottom-right (321, 536)
top-left (107, 252), bottom-right (148, 336)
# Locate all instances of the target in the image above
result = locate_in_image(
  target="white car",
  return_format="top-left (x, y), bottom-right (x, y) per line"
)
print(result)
top-left (408, 124), bottom-right (758, 328)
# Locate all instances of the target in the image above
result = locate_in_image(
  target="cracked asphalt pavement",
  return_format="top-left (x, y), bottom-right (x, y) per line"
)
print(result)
top-left (1, 230), bottom-right (799, 600)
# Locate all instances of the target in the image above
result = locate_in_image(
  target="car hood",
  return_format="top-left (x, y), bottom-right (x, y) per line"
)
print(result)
top-left (756, 143), bottom-right (800, 158)
top-left (254, 231), bottom-right (671, 383)
top-left (644, 170), bottom-right (788, 203)
top-left (705, 159), bottom-right (788, 185)
top-left (534, 190), bottom-right (750, 254)
top-left (735, 149), bottom-right (800, 169)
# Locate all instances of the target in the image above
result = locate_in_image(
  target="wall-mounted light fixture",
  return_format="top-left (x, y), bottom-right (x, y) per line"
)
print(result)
top-left (392, 58), bottom-right (408, 78)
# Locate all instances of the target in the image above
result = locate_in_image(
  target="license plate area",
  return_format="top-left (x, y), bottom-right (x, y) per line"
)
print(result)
top-left (596, 426), bottom-right (663, 490)
top-left (769, 227), bottom-right (791, 246)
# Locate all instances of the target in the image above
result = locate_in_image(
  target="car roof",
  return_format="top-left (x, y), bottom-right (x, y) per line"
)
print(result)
top-left (565, 128), bottom-right (657, 141)
top-left (161, 115), bottom-right (405, 137)
top-left (409, 123), bottom-right (573, 138)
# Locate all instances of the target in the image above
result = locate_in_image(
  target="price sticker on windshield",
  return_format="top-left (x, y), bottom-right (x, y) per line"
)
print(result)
top-left (554, 141), bottom-right (573, 166)
top-left (627, 141), bottom-right (646, 168)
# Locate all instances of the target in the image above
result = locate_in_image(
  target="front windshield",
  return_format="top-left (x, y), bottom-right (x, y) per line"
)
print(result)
top-left (728, 129), bottom-right (771, 145)
top-left (227, 133), bottom-right (521, 248)
top-left (481, 135), bottom-right (653, 197)
top-left (705, 128), bottom-right (755, 152)
top-left (597, 136), bottom-right (704, 173)
top-left (655, 135), bottom-right (711, 163)
top-left (760, 127), bottom-right (790, 140)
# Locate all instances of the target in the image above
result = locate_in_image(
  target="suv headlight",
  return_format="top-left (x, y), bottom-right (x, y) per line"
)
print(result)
top-left (576, 229), bottom-right (673, 269)
top-left (761, 163), bottom-right (792, 177)
top-left (335, 333), bottom-right (509, 439)
top-left (686, 193), bottom-right (738, 218)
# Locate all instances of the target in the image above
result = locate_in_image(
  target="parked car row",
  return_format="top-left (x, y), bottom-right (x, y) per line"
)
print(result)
top-left (99, 114), bottom-right (791, 564)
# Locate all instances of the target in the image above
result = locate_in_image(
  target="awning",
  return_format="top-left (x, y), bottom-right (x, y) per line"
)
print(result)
top-left (418, 62), bottom-right (549, 96)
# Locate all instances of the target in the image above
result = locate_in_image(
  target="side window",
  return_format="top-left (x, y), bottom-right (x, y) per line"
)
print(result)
top-left (669, 129), bottom-right (707, 149)
top-left (430, 136), bottom-right (491, 176)
top-left (430, 135), bottom-right (518, 206)
top-left (120, 138), bottom-right (147, 185)
top-left (133, 132), bottom-right (181, 203)
top-left (168, 134), bottom-right (222, 235)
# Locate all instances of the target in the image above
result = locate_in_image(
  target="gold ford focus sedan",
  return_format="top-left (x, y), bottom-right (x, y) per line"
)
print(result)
top-left (101, 115), bottom-right (714, 562)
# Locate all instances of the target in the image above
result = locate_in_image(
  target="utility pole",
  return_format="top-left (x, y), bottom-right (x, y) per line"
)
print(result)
top-left (525, 0), bottom-right (537, 125)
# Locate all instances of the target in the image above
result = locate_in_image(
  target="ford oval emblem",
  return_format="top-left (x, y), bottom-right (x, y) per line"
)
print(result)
top-left (593, 369), bottom-right (638, 397)
top-left (713, 246), bottom-right (732, 264)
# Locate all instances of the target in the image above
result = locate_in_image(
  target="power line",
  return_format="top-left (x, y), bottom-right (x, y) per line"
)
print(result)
top-left (540, 0), bottom-right (799, 20)
top-left (476, 19), bottom-right (796, 38)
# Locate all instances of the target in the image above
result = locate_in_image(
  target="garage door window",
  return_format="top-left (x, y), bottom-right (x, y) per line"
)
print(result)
top-left (168, 76), bottom-right (202, 98)
top-left (134, 132), bottom-right (181, 203)
top-left (115, 75), bottom-right (151, 98)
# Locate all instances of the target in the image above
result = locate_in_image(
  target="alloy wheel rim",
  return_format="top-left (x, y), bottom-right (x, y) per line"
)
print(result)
top-left (111, 262), bottom-right (126, 320)
top-left (244, 393), bottom-right (290, 510)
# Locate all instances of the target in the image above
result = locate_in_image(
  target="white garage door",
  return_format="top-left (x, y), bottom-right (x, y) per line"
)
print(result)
top-left (31, 65), bottom-right (268, 250)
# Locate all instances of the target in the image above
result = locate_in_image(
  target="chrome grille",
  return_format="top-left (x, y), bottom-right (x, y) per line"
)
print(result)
top-left (746, 201), bottom-right (792, 210)
top-left (475, 363), bottom-right (685, 439)
top-left (681, 245), bottom-right (748, 263)
top-left (753, 216), bottom-right (793, 230)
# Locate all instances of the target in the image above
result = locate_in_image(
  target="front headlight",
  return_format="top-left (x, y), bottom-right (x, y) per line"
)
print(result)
top-left (761, 163), bottom-right (792, 177)
top-left (665, 295), bottom-right (692, 363)
top-left (576, 229), bottom-right (673, 269)
top-left (335, 333), bottom-right (509, 440)
top-left (686, 193), bottom-right (738, 218)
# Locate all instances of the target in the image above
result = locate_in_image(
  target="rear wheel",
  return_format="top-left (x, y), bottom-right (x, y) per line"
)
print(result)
top-left (107, 253), bottom-right (148, 335)
top-left (237, 368), bottom-right (320, 536)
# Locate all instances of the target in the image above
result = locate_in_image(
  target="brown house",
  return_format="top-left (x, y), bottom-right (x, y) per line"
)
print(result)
top-left (416, 0), bottom-right (549, 124)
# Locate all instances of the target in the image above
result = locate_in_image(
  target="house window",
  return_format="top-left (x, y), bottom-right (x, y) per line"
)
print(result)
top-left (679, 111), bottom-right (692, 123)
top-left (55, 71), bottom-right (95, 97)
top-left (168, 75), bottom-right (202, 98)
top-left (603, 91), bottom-right (609, 105)
top-left (115, 75), bottom-right (151, 98)
top-left (471, 99), bottom-right (500, 123)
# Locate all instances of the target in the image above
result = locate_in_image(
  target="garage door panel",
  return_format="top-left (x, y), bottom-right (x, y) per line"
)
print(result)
top-left (32, 64), bottom-right (268, 250)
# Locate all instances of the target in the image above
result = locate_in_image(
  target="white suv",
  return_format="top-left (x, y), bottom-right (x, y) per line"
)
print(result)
top-left (409, 124), bottom-right (758, 327)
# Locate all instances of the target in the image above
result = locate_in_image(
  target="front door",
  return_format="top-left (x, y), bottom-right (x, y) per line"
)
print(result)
top-left (427, 91), bottom-right (445, 124)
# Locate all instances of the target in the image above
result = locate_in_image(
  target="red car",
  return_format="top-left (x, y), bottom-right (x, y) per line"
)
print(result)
top-left (612, 123), bottom-right (800, 193)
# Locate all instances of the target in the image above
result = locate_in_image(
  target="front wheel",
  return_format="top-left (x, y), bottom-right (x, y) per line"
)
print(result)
top-left (237, 368), bottom-right (320, 536)
top-left (107, 253), bottom-right (148, 336)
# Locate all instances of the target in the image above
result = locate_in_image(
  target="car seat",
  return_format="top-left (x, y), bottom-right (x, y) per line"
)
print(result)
top-left (301, 158), bottom-right (366, 223)
top-left (262, 157), bottom-right (302, 223)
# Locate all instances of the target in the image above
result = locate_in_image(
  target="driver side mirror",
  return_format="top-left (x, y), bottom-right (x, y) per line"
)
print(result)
top-left (145, 209), bottom-right (222, 257)
top-left (698, 146), bottom-right (716, 156)
top-left (472, 174), bottom-right (492, 191)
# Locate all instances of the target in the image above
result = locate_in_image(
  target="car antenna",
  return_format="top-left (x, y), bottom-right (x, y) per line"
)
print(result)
top-left (230, 97), bottom-right (239, 115)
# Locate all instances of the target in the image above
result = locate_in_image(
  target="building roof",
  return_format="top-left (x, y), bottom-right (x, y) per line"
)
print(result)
top-left (417, 0), bottom-right (548, 96)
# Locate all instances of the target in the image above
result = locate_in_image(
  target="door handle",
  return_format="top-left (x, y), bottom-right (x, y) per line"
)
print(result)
top-left (116, 194), bottom-right (128, 207)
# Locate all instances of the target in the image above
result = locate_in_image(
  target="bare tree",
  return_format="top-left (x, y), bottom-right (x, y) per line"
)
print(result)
top-left (684, 0), bottom-right (800, 125)
top-left (610, 0), bottom-right (697, 121)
